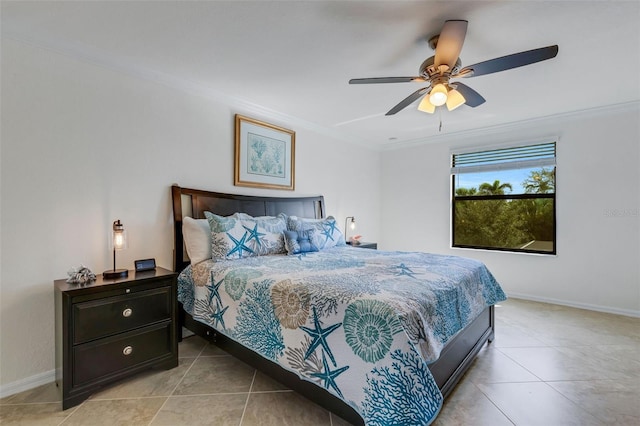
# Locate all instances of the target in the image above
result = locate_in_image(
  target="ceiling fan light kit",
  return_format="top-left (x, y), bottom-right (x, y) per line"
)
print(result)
top-left (429, 83), bottom-right (448, 106)
top-left (418, 96), bottom-right (436, 113)
top-left (349, 20), bottom-right (558, 116)
top-left (445, 88), bottom-right (466, 111)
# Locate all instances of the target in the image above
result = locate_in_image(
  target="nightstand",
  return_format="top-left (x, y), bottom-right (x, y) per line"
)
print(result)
top-left (347, 241), bottom-right (378, 249)
top-left (54, 267), bottom-right (178, 409)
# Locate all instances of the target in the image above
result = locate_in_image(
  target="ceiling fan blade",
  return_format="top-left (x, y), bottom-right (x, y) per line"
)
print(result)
top-left (434, 20), bottom-right (468, 70)
top-left (349, 77), bottom-right (424, 84)
top-left (385, 87), bottom-right (430, 115)
top-left (454, 83), bottom-right (486, 107)
top-left (457, 45), bottom-right (558, 78)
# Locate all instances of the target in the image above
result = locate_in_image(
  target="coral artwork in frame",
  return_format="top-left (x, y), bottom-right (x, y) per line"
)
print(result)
top-left (234, 114), bottom-right (295, 190)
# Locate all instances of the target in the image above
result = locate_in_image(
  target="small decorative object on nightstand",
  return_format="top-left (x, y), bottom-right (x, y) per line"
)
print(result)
top-left (55, 267), bottom-right (178, 409)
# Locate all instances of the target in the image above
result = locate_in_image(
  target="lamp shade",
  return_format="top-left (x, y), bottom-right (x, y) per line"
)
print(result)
top-left (104, 219), bottom-right (128, 279)
top-left (344, 216), bottom-right (357, 243)
top-left (429, 83), bottom-right (448, 106)
top-left (418, 96), bottom-right (436, 114)
top-left (446, 88), bottom-right (466, 111)
top-left (112, 220), bottom-right (128, 250)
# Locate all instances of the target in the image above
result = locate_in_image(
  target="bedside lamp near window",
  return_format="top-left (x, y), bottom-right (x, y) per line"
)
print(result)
top-left (103, 219), bottom-right (128, 279)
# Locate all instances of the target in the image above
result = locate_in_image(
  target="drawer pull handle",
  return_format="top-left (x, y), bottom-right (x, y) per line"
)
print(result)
top-left (122, 308), bottom-right (133, 318)
top-left (123, 346), bottom-right (133, 356)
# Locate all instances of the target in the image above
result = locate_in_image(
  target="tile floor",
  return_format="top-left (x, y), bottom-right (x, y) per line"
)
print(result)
top-left (1, 298), bottom-right (639, 425)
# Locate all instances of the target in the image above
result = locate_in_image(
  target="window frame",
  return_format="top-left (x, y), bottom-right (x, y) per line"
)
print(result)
top-left (450, 142), bottom-right (557, 255)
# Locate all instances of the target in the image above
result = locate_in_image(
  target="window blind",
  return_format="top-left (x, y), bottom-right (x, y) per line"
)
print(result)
top-left (451, 142), bottom-right (556, 174)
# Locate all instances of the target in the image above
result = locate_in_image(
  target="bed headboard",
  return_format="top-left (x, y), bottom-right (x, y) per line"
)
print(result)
top-left (171, 185), bottom-right (325, 272)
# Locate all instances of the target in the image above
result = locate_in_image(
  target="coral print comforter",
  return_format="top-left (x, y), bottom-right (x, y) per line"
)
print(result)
top-left (178, 247), bottom-right (506, 425)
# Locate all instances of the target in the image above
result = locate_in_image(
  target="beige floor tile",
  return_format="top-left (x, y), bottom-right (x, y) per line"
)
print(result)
top-left (0, 382), bottom-right (60, 404)
top-left (241, 391), bottom-right (331, 426)
top-left (434, 375), bottom-right (513, 425)
top-left (433, 389), bottom-right (513, 426)
top-left (61, 397), bottom-right (166, 425)
top-left (492, 322), bottom-right (549, 348)
top-left (3, 299), bottom-right (637, 425)
top-left (464, 345), bottom-right (540, 384)
top-left (178, 335), bottom-right (208, 358)
top-left (250, 370), bottom-right (289, 392)
top-left (499, 346), bottom-right (614, 381)
top-left (199, 341), bottom-right (228, 357)
top-left (173, 355), bottom-right (255, 395)
top-left (478, 382), bottom-right (603, 426)
top-left (549, 378), bottom-right (640, 424)
top-left (530, 323), bottom-right (640, 347)
top-left (90, 357), bottom-right (196, 399)
top-left (0, 403), bottom-right (72, 425)
top-left (151, 393), bottom-right (247, 426)
top-left (554, 344), bottom-right (640, 380)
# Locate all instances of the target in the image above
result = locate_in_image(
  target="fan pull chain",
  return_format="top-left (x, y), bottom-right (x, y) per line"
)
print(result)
top-left (439, 109), bottom-right (443, 132)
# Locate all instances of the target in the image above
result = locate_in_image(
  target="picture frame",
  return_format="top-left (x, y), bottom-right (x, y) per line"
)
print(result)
top-left (234, 114), bottom-right (295, 191)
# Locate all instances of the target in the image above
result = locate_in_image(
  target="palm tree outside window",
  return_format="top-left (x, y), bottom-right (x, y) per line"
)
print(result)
top-left (451, 142), bottom-right (556, 254)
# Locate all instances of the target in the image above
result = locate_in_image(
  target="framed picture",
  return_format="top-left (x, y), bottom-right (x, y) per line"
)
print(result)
top-left (234, 114), bottom-right (295, 190)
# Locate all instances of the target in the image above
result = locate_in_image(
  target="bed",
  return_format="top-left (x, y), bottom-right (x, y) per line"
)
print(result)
top-left (171, 184), bottom-right (506, 425)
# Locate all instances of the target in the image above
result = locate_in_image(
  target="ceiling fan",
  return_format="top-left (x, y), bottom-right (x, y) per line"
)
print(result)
top-left (349, 20), bottom-right (558, 115)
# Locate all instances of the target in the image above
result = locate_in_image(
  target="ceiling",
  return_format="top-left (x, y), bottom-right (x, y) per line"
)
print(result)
top-left (2, 1), bottom-right (639, 150)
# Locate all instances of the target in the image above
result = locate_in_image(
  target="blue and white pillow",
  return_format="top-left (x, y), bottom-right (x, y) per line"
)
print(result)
top-left (287, 215), bottom-right (346, 250)
top-left (283, 229), bottom-right (319, 255)
top-left (204, 212), bottom-right (287, 260)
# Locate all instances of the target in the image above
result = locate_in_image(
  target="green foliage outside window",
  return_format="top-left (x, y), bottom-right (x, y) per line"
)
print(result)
top-left (453, 167), bottom-right (556, 253)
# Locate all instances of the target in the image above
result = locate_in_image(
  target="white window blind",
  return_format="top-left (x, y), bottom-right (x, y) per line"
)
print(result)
top-left (451, 142), bottom-right (556, 175)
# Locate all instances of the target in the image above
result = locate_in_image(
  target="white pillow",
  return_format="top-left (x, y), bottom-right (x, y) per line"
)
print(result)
top-left (182, 217), bottom-right (212, 265)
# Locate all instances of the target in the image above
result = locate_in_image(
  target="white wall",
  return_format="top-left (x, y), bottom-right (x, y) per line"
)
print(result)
top-left (0, 39), bottom-right (381, 393)
top-left (381, 104), bottom-right (640, 316)
top-left (3, 35), bottom-right (638, 397)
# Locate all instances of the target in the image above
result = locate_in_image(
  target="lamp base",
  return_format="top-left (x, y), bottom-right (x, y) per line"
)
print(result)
top-left (103, 269), bottom-right (128, 279)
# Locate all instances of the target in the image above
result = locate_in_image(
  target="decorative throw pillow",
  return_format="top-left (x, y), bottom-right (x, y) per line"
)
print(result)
top-left (182, 217), bottom-right (212, 265)
top-left (204, 211), bottom-right (287, 260)
top-left (283, 229), bottom-right (319, 255)
top-left (287, 215), bottom-right (346, 250)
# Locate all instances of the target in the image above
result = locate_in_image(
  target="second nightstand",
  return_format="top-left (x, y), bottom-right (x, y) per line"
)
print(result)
top-left (54, 267), bottom-right (178, 409)
top-left (347, 241), bottom-right (378, 250)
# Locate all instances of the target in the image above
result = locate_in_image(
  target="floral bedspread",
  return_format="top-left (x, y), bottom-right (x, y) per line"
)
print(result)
top-left (178, 247), bottom-right (506, 425)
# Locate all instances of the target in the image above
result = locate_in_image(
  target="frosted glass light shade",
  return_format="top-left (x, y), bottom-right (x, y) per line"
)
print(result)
top-left (429, 83), bottom-right (448, 106)
top-left (446, 88), bottom-right (466, 111)
top-left (418, 96), bottom-right (436, 113)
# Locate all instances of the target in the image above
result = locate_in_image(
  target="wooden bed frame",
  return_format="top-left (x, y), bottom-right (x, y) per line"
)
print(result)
top-left (171, 184), bottom-right (495, 425)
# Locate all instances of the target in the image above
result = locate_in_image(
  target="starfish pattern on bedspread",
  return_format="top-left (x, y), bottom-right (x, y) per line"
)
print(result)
top-left (211, 299), bottom-right (228, 330)
top-left (179, 246), bottom-right (507, 425)
top-left (206, 276), bottom-right (224, 306)
top-left (311, 350), bottom-right (349, 398)
top-left (392, 263), bottom-right (417, 278)
top-left (300, 307), bottom-right (342, 367)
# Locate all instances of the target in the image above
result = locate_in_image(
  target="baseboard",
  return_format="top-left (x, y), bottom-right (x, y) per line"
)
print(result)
top-left (508, 292), bottom-right (640, 318)
top-left (0, 369), bottom-right (55, 399)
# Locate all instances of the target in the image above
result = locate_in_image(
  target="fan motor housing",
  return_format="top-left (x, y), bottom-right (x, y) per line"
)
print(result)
top-left (419, 56), bottom-right (462, 79)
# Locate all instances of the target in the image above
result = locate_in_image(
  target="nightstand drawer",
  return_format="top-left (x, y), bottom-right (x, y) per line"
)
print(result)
top-left (73, 287), bottom-right (172, 344)
top-left (73, 322), bottom-right (172, 386)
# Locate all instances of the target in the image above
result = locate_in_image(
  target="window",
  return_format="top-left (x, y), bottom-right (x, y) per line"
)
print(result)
top-left (451, 142), bottom-right (556, 254)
